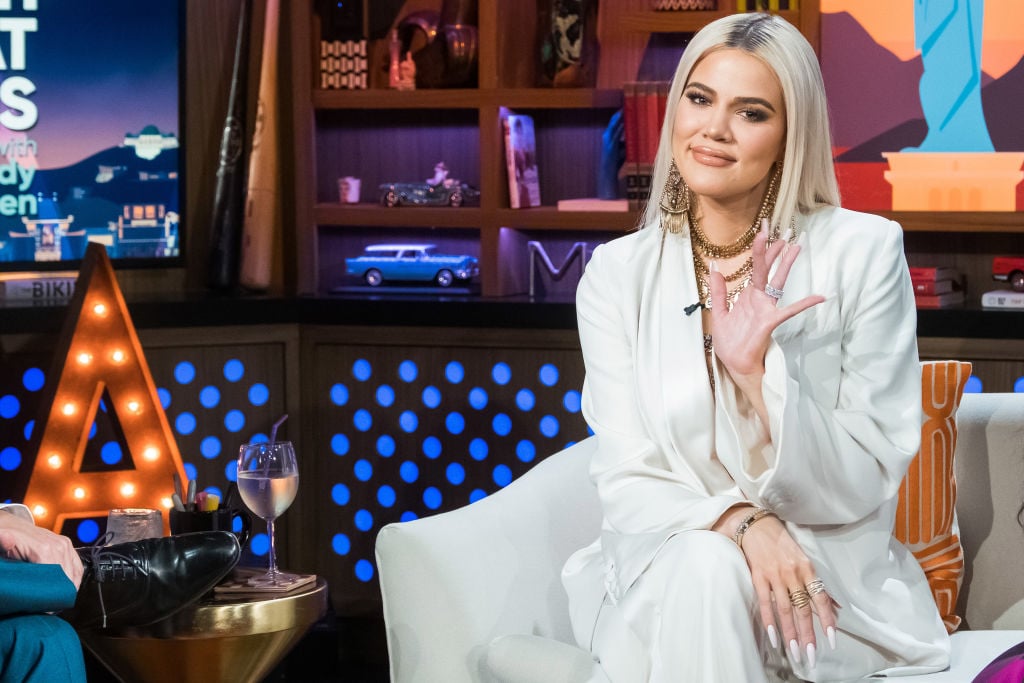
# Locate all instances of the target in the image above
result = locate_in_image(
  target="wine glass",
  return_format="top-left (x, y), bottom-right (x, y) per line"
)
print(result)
top-left (236, 440), bottom-right (299, 586)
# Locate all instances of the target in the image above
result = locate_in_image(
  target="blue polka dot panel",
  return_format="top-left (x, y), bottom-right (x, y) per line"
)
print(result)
top-left (312, 343), bottom-right (589, 602)
top-left (142, 344), bottom-right (288, 566)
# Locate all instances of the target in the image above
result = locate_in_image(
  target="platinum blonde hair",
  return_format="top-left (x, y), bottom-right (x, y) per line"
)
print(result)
top-left (641, 13), bottom-right (840, 231)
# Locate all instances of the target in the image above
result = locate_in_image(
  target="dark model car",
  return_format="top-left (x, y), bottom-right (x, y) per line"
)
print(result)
top-left (378, 180), bottom-right (481, 208)
top-left (345, 244), bottom-right (479, 287)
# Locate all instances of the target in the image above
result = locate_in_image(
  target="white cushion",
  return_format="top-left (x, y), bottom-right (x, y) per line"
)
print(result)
top-left (483, 634), bottom-right (608, 683)
top-left (376, 438), bottom-right (602, 682)
top-left (953, 393), bottom-right (1024, 630)
top-left (484, 631), bottom-right (1024, 683)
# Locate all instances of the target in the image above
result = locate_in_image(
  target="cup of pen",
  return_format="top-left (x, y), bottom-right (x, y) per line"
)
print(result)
top-left (169, 503), bottom-right (252, 547)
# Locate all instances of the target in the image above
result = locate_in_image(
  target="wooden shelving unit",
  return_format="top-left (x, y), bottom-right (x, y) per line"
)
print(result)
top-left (288, 1), bottom-right (822, 298)
top-left (287, 0), bottom-right (1021, 306)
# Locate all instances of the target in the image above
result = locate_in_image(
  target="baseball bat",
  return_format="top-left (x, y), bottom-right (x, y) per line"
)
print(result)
top-left (206, 0), bottom-right (252, 290)
top-left (239, 0), bottom-right (280, 291)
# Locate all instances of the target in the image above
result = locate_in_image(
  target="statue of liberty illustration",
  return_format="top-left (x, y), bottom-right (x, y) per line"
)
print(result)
top-left (906, 0), bottom-right (994, 152)
top-left (884, 0), bottom-right (1022, 210)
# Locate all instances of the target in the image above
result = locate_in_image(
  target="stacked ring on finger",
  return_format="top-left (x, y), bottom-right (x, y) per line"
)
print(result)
top-left (765, 283), bottom-right (784, 300)
top-left (805, 578), bottom-right (827, 597)
top-left (789, 588), bottom-right (812, 610)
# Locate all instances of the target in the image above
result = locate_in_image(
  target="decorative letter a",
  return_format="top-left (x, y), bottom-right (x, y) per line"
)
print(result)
top-left (23, 243), bottom-right (185, 533)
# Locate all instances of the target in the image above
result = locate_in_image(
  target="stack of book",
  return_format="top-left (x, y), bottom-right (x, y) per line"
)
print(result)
top-left (622, 81), bottom-right (670, 211)
top-left (910, 266), bottom-right (964, 309)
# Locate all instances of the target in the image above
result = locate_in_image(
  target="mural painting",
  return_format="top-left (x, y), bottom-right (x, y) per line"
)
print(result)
top-left (821, 0), bottom-right (1024, 211)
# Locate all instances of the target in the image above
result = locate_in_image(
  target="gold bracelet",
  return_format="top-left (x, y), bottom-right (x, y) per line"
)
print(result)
top-left (732, 507), bottom-right (774, 550)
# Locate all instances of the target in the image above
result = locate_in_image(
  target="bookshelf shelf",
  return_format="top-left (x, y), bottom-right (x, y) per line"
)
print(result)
top-left (311, 88), bottom-right (624, 111)
top-left (495, 208), bottom-right (637, 231)
top-left (882, 212), bottom-right (1024, 234)
top-left (312, 89), bottom-right (484, 110)
top-left (314, 204), bottom-right (484, 229)
top-left (620, 10), bottom-right (801, 34)
top-left (314, 207), bottom-right (640, 232)
top-left (496, 89), bottom-right (624, 109)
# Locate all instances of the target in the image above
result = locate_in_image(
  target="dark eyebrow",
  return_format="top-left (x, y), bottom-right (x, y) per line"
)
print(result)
top-left (684, 81), bottom-right (777, 113)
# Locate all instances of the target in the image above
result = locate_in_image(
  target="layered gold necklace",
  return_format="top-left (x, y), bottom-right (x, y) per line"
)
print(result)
top-left (689, 164), bottom-right (782, 311)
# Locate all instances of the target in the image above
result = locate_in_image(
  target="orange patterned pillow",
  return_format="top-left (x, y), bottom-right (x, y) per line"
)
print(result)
top-left (894, 360), bottom-right (971, 634)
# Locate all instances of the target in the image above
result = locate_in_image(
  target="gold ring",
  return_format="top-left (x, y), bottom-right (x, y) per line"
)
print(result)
top-left (806, 579), bottom-right (826, 597)
top-left (789, 588), bottom-right (811, 610)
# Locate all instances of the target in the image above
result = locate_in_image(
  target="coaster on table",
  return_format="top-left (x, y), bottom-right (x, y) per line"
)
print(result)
top-left (214, 568), bottom-right (316, 595)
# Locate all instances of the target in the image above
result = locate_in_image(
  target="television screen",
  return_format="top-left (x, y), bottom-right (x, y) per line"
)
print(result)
top-left (0, 0), bottom-right (183, 270)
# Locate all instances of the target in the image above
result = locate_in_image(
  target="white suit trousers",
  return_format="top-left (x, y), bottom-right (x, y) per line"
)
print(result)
top-left (589, 531), bottom-right (794, 683)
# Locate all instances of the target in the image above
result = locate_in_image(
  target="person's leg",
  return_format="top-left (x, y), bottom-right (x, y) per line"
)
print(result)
top-left (64, 530), bottom-right (241, 630)
top-left (592, 531), bottom-right (789, 683)
top-left (0, 613), bottom-right (86, 683)
top-left (0, 558), bottom-right (77, 615)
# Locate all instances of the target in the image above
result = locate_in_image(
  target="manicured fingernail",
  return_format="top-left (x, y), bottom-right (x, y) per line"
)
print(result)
top-left (710, 260), bottom-right (719, 272)
top-left (789, 639), bottom-right (801, 663)
top-left (761, 218), bottom-right (770, 233)
top-left (782, 227), bottom-right (793, 242)
top-left (767, 624), bottom-right (779, 649)
top-left (806, 643), bottom-right (816, 668)
top-left (827, 626), bottom-right (837, 650)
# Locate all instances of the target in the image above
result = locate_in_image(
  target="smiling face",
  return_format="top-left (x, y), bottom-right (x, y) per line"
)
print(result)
top-left (671, 48), bottom-right (787, 214)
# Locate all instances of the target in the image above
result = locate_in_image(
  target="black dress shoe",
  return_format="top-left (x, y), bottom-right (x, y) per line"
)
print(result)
top-left (63, 531), bottom-right (240, 630)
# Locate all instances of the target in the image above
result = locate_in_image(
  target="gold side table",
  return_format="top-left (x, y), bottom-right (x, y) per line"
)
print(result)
top-left (80, 572), bottom-right (328, 683)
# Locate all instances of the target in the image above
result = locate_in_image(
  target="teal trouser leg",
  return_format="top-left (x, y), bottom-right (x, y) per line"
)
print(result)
top-left (0, 613), bottom-right (86, 683)
top-left (0, 558), bottom-right (78, 615)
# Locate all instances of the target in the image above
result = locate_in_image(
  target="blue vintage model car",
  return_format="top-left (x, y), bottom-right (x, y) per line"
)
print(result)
top-left (378, 180), bottom-right (481, 208)
top-left (345, 244), bottom-right (479, 287)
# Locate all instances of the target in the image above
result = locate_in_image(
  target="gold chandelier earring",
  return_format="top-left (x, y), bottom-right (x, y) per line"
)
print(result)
top-left (659, 159), bottom-right (689, 234)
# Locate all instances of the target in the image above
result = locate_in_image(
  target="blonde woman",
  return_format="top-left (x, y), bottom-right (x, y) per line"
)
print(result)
top-left (562, 13), bottom-right (950, 682)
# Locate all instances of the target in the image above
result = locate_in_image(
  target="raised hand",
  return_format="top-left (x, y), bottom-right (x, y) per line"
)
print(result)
top-left (708, 219), bottom-right (824, 382)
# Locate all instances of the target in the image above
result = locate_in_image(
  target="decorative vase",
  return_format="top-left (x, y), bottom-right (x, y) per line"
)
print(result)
top-left (394, 0), bottom-right (479, 88)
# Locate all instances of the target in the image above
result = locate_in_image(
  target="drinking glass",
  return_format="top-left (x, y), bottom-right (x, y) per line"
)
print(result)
top-left (106, 508), bottom-right (163, 544)
top-left (236, 440), bottom-right (299, 586)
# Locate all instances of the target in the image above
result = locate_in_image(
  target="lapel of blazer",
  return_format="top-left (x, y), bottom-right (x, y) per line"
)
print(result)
top-left (650, 229), bottom-right (715, 461)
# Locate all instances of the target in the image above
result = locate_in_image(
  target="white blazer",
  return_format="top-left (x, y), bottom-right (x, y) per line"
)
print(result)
top-left (563, 205), bottom-right (950, 677)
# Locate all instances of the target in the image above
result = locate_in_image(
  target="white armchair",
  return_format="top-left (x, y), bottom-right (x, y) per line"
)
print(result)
top-left (376, 438), bottom-right (603, 682)
top-left (376, 393), bottom-right (1024, 682)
